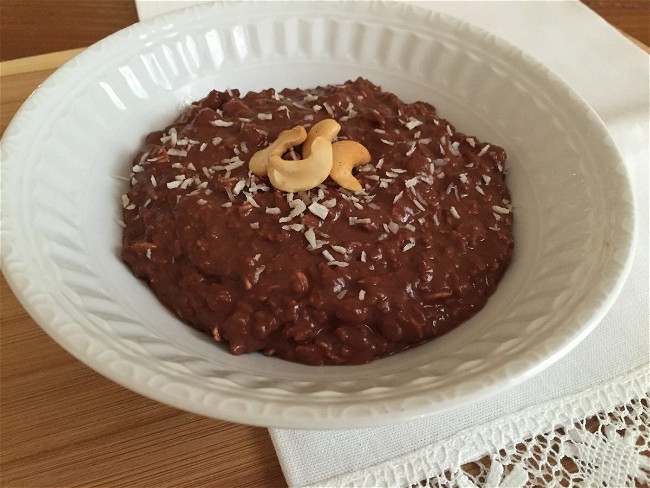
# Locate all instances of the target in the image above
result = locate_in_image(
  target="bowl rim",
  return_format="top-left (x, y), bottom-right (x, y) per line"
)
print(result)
top-left (0, 0), bottom-right (636, 429)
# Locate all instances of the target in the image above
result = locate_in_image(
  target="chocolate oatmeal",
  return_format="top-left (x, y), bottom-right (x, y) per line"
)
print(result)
top-left (120, 78), bottom-right (514, 365)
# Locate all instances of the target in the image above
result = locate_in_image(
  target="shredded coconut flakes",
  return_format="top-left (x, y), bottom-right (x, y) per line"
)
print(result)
top-left (492, 205), bottom-right (511, 214)
top-left (308, 201), bottom-right (329, 220)
top-left (405, 177), bottom-right (419, 188)
top-left (478, 144), bottom-right (491, 157)
top-left (402, 238), bottom-right (416, 251)
top-left (405, 141), bottom-right (417, 157)
top-left (405, 117), bottom-right (423, 130)
top-left (245, 193), bottom-right (260, 208)
top-left (210, 120), bottom-right (234, 127)
top-left (167, 148), bottom-right (187, 157)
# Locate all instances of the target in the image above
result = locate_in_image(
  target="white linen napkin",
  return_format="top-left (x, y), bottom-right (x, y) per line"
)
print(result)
top-left (135, 2), bottom-right (649, 486)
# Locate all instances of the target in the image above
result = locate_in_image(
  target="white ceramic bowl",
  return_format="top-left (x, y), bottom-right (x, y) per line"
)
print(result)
top-left (1, 1), bottom-right (635, 429)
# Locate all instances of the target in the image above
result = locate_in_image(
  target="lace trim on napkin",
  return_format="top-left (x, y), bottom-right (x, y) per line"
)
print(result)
top-left (304, 364), bottom-right (649, 488)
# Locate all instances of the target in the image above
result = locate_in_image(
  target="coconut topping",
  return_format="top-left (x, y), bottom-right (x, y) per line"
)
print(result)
top-left (121, 78), bottom-right (514, 366)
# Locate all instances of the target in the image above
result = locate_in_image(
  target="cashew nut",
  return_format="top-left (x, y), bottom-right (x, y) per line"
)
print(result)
top-left (249, 126), bottom-right (307, 177)
top-left (302, 119), bottom-right (341, 158)
top-left (329, 140), bottom-right (371, 192)
top-left (248, 118), bottom-right (370, 193)
top-left (268, 137), bottom-right (334, 193)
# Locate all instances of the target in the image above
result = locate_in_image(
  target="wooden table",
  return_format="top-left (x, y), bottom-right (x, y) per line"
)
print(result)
top-left (1, 3), bottom-right (648, 487)
top-left (0, 48), bottom-right (286, 488)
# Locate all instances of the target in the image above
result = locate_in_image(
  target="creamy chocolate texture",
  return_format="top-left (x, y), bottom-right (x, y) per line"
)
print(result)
top-left (121, 78), bottom-right (514, 365)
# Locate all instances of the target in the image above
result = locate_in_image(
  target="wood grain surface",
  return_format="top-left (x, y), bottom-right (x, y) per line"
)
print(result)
top-left (2, 276), bottom-right (285, 487)
top-left (0, 1), bottom-right (648, 62)
top-left (1, 2), bottom-right (648, 487)
top-left (0, 0), bottom-right (139, 61)
top-left (0, 52), bottom-right (286, 488)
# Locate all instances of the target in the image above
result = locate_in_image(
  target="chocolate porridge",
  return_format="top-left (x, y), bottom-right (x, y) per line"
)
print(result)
top-left (120, 78), bottom-right (514, 365)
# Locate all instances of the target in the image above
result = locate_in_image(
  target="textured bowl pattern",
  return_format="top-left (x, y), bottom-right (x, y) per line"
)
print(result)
top-left (0, 1), bottom-right (634, 428)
